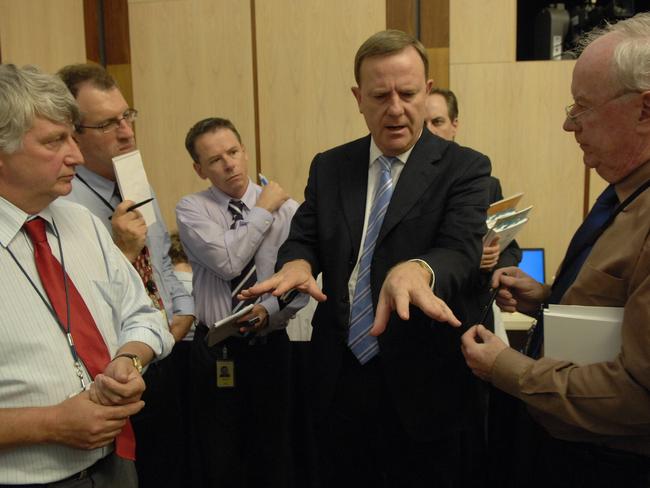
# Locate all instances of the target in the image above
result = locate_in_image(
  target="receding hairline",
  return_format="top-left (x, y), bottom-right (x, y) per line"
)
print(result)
top-left (356, 45), bottom-right (428, 85)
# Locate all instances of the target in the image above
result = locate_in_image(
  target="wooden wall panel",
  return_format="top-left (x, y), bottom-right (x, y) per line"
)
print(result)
top-left (0, 0), bottom-right (86, 72)
top-left (450, 0), bottom-right (516, 64)
top-left (128, 0), bottom-right (255, 229)
top-left (451, 60), bottom-right (583, 279)
top-left (255, 0), bottom-right (385, 202)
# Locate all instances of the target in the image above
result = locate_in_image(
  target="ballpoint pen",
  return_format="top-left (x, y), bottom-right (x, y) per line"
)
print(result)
top-left (258, 173), bottom-right (269, 186)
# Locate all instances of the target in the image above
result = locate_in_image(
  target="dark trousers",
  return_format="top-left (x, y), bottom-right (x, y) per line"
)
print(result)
top-left (131, 354), bottom-right (184, 488)
top-left (314, 348), bottom-right (477, 488)
top-left (487, 392), bottom-right (650, 488)
top-left (190, 324), bottom-right (292, 488)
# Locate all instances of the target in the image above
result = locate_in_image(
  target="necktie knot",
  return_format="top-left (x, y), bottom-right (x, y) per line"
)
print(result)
top-left (377, 155), bottom-right (396, 174)
top-left (23, 217), bottom-right (48, 244)
top-left (228, 199), bottom-right (246, 224)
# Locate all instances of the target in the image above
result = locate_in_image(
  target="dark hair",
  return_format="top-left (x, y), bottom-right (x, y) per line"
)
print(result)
top-left (57, 63), bottom-right (117, 98)
top-left (429, 88), bottom-right (459, 121)
top-left (168, 231), bottom-right (189, 265)
top-left (354, 29), bottom-right (428, 85)
top-left (185, 117), bottom-right (242, 164)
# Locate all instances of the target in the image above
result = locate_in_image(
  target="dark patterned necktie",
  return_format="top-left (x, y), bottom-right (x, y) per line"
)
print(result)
top-left (23, 218), bottom-right (136, 460)
top-left (228, 199), bottom-right (257, 311)
top-left (113, 184), bottom-right (164, 311)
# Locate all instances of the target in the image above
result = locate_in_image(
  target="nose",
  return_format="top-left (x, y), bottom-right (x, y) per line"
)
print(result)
top-left (387, 92), bottom-right (404, 116)
top-left (64, 135), bottom-right (84, 166)
top-left (116, 117), bottom-right (135, 138)
top-left (563, 115), bottom-right (577, 133)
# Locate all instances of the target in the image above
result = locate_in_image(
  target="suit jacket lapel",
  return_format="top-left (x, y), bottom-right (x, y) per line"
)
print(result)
top-left (377, 131), bottom-right (448, 246)
top-left (340, 136), bottom-right (371, 258)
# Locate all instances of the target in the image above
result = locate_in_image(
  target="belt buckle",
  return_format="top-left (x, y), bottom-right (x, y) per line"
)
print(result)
top-left (75, 468), bottom-right (89, 481)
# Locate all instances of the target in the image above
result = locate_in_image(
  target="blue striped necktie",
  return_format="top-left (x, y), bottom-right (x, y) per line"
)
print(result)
top-left (348, 155), bottom-right (396, 364)
top-left (228, 199), bottom-right (257, 312)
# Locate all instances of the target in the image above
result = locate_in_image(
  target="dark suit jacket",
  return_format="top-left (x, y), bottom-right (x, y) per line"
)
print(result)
top-left (278, 129), bottom-right (491, 441)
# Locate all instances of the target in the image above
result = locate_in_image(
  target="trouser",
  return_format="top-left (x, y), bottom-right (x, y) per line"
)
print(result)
top-left (0, 453), bottom-right (137, 488)
top-left (190, 324), bottom-right (293, 488)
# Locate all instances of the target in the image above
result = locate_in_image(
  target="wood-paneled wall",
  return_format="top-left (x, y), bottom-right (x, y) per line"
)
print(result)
top-left (128, 0), bottom-right (257, 228)
top-left (255, 0), bottom-right (384, 202)
top-left (0, 0), bottom-right (86, 72)
top-left (450, 1), bottom-right (585, 279)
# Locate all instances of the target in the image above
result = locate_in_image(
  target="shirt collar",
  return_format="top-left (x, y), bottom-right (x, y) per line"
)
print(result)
top-left (0, 196), bottom-right (55, 247)
top-left (208, 178), bottom-right (256, 210)
top-left (368, 135), bottom-right (417, 168)
top-left (614, 159), bottom-right (650, 203)
top-left (76, 165), bottom-right (117, 202)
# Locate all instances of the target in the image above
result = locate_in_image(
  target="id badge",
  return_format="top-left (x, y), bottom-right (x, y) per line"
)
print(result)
top-left (216, 360), bottom-right (234, 387)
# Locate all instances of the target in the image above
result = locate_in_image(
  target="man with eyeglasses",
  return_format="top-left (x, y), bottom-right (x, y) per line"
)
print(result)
top-left (57, 63), bottom-right (194, 488)
top-left (461, 13), bottom-right (650, 487)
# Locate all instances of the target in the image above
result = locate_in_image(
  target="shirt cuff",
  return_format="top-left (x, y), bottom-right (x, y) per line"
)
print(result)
top-left (491, 347), bottom-right (536, 397)
top-left (409, 258), bottom-right (435, 289)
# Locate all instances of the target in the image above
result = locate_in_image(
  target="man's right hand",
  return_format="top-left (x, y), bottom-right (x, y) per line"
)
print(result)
top-left (255, 181), bottom-right (289, 213)
top-left (111, 200), bottom-right (147, 262)
top-left (239, 259), bottom-right (327, 302)
top-left (491, 266), bottom-right (549, 315)
top-left (48, 391), bottom-right (144, 450)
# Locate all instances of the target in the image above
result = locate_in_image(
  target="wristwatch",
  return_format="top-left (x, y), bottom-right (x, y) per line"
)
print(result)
top-left (112, 353), bottom-right (143, 374)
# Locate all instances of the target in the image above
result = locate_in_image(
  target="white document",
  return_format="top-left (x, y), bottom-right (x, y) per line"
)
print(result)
top-left (112, 150), bottom-right (156, 226)
top-left (205, 304), bottom-right (255, 347)
top-left (543, 305), bottom-right (623, 365)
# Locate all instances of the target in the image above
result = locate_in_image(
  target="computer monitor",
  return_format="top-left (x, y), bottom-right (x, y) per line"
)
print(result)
top-left (519, 248), bottom-right (546, 283)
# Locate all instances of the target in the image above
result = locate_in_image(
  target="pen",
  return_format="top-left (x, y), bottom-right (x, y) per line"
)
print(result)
top-left (126, 197), bottom-right (155, 212)
top-left (258, 173), bottom-right (269, 186)
top-left (108, 197), bottom-right (155, 219)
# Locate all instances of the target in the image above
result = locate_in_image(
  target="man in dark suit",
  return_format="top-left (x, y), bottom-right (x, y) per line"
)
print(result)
top-left (242, 29), bottom-right (490, 487)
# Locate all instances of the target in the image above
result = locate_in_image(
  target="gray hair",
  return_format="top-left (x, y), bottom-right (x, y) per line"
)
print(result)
top-left (577, 13), bottom-right (650, 92)
top-left (0, 64), bottom-right (79, 153)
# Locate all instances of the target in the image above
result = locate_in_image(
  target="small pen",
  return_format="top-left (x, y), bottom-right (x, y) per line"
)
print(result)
top-left (126, 197), bottom-right (155, 212)
top-left (258, 173), bottom-right (269, 186)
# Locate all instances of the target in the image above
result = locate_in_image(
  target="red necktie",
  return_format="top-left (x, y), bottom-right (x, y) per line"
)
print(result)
top-left (23, 217), bottom-right (136, 460)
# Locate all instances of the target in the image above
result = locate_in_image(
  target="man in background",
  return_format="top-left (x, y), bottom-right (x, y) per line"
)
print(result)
top-left (58, 63), bottom-right (194, 488)
top-left (177, 117), bottom-right (305, 488)
top-left (462, 13), bottom-right (650, 487)
top-left (0, 64), bottom-right (173, 487)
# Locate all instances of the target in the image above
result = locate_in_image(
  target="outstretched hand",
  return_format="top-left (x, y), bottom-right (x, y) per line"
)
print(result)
top-left (239, 259), bottom-right (327, 302)
top-left (370, 261), bottom-right (460, 336)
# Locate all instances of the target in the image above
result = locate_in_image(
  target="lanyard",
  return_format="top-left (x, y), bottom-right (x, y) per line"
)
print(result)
top-left (3, 219), bottom-right (89, 390)
top-left (75, 173), bottom-right (117, 212)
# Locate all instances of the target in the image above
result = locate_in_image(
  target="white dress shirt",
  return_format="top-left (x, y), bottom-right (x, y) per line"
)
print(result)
top-left (0, 197), bottom-right (174, 484)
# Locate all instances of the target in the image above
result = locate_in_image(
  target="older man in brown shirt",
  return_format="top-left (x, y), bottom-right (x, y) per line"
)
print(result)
top-left (461, 13), bottom-right (650, 488)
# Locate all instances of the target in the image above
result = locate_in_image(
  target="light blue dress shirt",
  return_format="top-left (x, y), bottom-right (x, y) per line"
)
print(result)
top-left (176, 180), bottom-right (307, 330)
top-left (63, 165), bottom-right (194, 323)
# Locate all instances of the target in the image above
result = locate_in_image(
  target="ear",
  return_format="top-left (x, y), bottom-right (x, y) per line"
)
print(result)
top-left (193, 163), bottom-right (207, 180)
top-left (637, 91), bottom-right (650, 134)
top-left (426, 79), bottom-right (434, 94)
top-left (351, 86), bottom-right (363, 113)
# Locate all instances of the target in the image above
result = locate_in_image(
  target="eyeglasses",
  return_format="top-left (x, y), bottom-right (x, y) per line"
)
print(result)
top-left (77, 109), bottom-right (138, 133)
top-left (565, 91), bottom-right (636, 123)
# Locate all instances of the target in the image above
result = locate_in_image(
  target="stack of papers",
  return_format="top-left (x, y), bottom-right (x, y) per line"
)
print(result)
top-left (112, 150), bottom-right (157, 226)
top-left (484, 192), bottom-right (532, 251)
top-left (543, 305), bottom-right (623, 365)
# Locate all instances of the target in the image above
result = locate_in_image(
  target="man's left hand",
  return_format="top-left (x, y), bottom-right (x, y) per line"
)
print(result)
top-left (370, 261), bottom-right (460, 336)
top-left (90, 357), bottom-right (146, 406)
top-left (460, 324), bottom-right (509, 381)
top-left (236, 304), bottom-right (269, 334)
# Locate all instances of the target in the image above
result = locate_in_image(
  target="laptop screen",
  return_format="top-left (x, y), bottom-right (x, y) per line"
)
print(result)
top-left (519, 248), bottom-right (546, 283)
